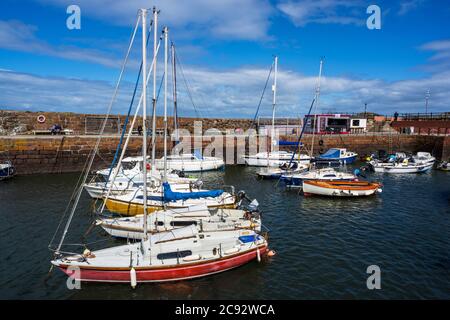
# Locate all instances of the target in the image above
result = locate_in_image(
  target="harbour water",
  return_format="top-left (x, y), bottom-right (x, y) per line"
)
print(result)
top-left (1, 166), bottom-right (449, 299)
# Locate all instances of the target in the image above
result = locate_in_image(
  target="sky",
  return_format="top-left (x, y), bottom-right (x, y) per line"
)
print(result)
top-left (0, 0), bottom-right (449, 118)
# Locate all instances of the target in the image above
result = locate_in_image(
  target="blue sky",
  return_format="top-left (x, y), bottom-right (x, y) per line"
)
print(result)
top-left (0, 0), bottom-right (449, 118)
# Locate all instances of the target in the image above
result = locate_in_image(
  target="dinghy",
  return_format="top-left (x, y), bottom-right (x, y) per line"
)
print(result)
top-left (437, 161), bottom-right (450, 171)
top-left (0, 161), bottom-right (16, 181)
top-left (97, 203), bottom-right (262, 240)
top-left (302, 180), bottom-right (382, 197)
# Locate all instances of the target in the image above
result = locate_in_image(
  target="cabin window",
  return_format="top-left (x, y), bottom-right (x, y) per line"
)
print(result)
top-left (157, 250), bottom-right (192, 260)
top-left (170, 221), bottom-right (197, 227)
top-left (155, 221), bottom-right (164, 226)
top-left (323, 174), bottom-right (336, 178)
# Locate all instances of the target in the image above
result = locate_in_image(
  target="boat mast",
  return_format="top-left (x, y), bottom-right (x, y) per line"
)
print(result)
top-left (310, 58), bottom-right (323, 159)
top-left (163, 26), bottom-right (169, 182)
top-left (151, 7), bottom-right (159, 173)
top-left (171, 42), bottom-right (179, 143)
top-left (270, 55), bottom-right (278, 154)
top-left (141, 8), bottom-right (149, 240)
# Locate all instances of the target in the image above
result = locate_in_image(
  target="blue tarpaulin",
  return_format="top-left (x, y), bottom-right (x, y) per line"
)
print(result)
top-left (278, 141), bottom-right (303, 146)
top-left (163, 182), bottom-right (224, 202)
top-left (319, 148), bottom-right (341, 159)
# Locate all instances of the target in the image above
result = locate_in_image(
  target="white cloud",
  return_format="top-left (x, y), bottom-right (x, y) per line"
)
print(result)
top-left (277, 0), bottom-right (366, 27)
top-left (1, 62), bottom-right (449, 118)
top-left (398, 0), bottom-right (425, 15)
top-left (418, 39), bottom-right (450, 73)
top-left (35, 0), bottom-right (273, 41)
top-left (0, 20), bottom-right (128, 68)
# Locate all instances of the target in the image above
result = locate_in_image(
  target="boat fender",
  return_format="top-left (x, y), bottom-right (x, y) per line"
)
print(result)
top-left (267, 249), bottom-right (276, 257)
top-left (37, 114), bottom-right (46, 123)
top-left (130, 267), bottom-right (137, 288)
top-left (256, 247), bottom-right (261, 262)
top-left (82, 249), bottom-right (96, 258)
top-left (146, 163), bottom-right (151, 170)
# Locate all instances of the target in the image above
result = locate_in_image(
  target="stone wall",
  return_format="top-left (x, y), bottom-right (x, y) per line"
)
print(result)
top-left (0, 110), bottom-right (255, 135)
top-left (0, 133), bottom-right (448, 175)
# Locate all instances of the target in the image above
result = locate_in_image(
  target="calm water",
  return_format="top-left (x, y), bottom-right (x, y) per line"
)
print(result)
top-left (1, 166), bottom-right (449, 299)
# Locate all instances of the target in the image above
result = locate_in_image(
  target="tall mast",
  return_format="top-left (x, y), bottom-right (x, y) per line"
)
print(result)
top-left (171, 42), bottom-right (179, 143)
top-left (141, 8), bottom-right (149, 240)
top-left (163, 26), bottom-right (169, 182)
top-left (310, 58), bottom-right (323, 158)
top-left (151, 7), bottom-right (158, 172)
top-left (270, 55), bottom-right (278, 154)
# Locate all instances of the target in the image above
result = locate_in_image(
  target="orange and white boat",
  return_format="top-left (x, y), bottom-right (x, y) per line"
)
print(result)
top-left (302, 180), bottom-right (382, 197)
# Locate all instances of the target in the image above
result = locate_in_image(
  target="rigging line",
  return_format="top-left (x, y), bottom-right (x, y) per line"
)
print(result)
top-left (51, 14), bottom-right (141, 255)
top-left (252, 61), bottom-right (274, 129)
top-left (98, 39), bottom-right (162, 214)
top-left (105, 20), bottom-right (154, 185)
top-left (148, 70), bottom-right (165, 152)
top-left (175, 51), bottom-right (203, 119)
top-left (275, 97), bottom-right (316, 186)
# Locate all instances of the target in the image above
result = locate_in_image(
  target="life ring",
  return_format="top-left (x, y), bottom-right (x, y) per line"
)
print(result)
top-left (37, 114), bottom-right (46, 123)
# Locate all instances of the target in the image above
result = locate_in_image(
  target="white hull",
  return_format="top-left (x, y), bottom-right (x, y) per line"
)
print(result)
top-left (154, 155), bottom-right (224, 172)
top-left (372, 162), bottom-right (433, 173)
top-left (244, 152), bottom-right (311, 167)
top-left (99, 206), bottom-right (261, 240)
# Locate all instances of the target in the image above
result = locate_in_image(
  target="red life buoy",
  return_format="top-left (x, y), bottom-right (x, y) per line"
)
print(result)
top-left (37, 115), bottom-right (46, 123)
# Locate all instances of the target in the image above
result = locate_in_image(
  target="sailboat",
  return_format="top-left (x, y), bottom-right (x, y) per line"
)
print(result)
top-left (50, 9), bottom-right (269, 285)
top-left (84, 155), bottom-right (199, 199)
top-left (98, 201), bottom-right (262, 240)
top-left (244, 56), bottom-right (311, 168)
top-left (153, 43), bottom-right (225, 172)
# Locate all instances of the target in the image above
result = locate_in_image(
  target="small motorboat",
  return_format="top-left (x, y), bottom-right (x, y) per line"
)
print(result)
top-left (281, 167), bottom-right (357, 188)
top-left (0, 161), bottom-right (16, 181)
top-left (412, 152), bottom-right (436, 165)
top-left (302, 180), bottom-right (382, 197)
top-left (315, 148), bottom-right (358, 164)
top-left (370, 158), bottom-right (433, 174)
top-left (437, 161), bottom-right (450, 171)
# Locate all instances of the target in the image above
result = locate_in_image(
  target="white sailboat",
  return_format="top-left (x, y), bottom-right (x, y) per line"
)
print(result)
top-left (154, 43), bottom-right (224, 172)
top-left (244, 56), bottom-right (309, 168)
top-left (98, 203), bottom-right (262, 240)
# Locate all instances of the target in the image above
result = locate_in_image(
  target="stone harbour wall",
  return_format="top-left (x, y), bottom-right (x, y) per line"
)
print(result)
top-left (0, 133), bottom-right (449, 175)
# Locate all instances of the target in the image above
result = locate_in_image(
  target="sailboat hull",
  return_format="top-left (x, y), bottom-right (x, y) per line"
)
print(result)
top-left (56, 245), bottom-right (268, 283)
top-left (105, 197), bottom-right (237, 216)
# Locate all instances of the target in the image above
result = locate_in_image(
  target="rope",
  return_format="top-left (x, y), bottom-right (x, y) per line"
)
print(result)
top-left (252, 61), bottom-right (274, 128)
top-left (49, 14), bottom-right (141, 254)
top-left (175, 51), bottom-right (203, 119)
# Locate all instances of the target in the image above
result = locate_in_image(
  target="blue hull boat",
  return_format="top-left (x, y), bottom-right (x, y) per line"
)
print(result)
top-left (316, 148), bottom-right (358, 164)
